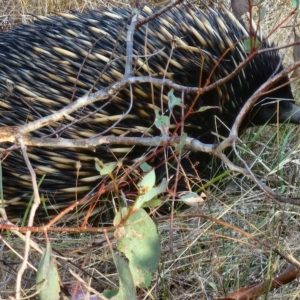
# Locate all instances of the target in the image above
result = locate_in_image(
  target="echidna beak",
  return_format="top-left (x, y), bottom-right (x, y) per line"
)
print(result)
top-left (282, 103), bottom-right (300, 124)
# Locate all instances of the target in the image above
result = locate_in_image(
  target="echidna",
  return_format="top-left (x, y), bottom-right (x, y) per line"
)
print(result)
top-left (0, 4), bottom-right (299, 221)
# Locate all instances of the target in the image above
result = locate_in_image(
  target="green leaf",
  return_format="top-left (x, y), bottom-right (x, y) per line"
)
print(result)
top-left (22, 174), bottom-right (46, 226)
top-left (167, 89), bottom-right (181, 110)
top-left (180, 192), bottom-right (205, 207)
top-left (291, 0), bottom-right (300, 9)
top-left (137, 169), bottom-right (156, 192)
top-left (208, 281), bottom-right (218, 293)
top-left (175, 133), bottom-right (187, 151)
top-left (197, 106), bottom-right (219, 113)
top-left (103, 289), bottom-right (119, 299)
top-left (134, 178), bottom-right (167, 210)
top-left (36, 243), bottom-right (60, 300)
top-left (140, 162), bottom-right (152, 173)
top-left (259, 5), bottom-right (266, 19)
top-left (95, 158), bottom-right (117, 175)
top-left (154, 109), bottom-right (170, 135)
top-left (114, 253), bottom-right (136, 300)
top-left (244, 37), bottom-right (261, 52)
top-left (114, 208), bottom-right (160, 288)
top-left (142, 197), bottom-right (163, 208)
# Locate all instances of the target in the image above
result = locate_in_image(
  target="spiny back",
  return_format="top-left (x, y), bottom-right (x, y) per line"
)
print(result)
top-left (0, 5), bottom-right (295, 220)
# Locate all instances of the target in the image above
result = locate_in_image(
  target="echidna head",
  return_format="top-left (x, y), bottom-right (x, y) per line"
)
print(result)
top-left (254, 99), bottom-right (300, 125)
top-left (245, 77), bottom-right (300, 127)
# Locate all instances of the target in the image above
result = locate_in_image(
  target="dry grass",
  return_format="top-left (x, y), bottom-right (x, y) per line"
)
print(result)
top-left (1, 0), bottom-right (300, 299)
